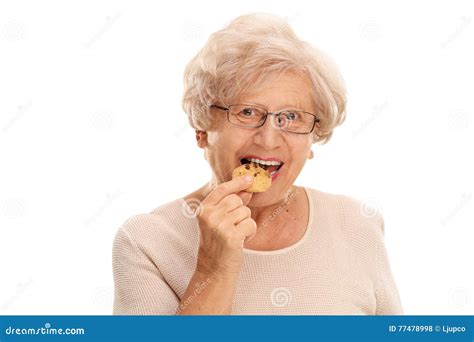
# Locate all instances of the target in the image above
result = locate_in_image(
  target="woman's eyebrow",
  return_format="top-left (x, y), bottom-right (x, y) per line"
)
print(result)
top-left (240, 101), bottom-right (307, 110)
top-left (279, 104), bottom-right (305, 110)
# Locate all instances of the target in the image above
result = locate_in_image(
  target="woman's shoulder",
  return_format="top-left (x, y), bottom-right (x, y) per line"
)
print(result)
top-left (115, 198), bottom-right (199, 249)
top-left (305, 187), bottom-right (385, 238)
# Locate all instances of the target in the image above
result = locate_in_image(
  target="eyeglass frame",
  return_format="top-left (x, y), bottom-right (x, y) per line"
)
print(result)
top-left (210, 104), bottom-right (320, 134)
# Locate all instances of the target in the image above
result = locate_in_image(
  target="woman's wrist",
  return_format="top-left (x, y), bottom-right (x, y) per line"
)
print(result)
top-left (194, 264), bottom-right (241, 284)
top-left (195, 250), bottom-right (243, 281)
top-left (176, 269), bottom-right (239, 315)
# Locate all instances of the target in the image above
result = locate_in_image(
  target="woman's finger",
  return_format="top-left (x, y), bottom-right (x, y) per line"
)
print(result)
top-left (237, 191), bottom-right (253, 206)
top-left (219, 194), bottom-right (243, 213)
top-left (204, 175), bottom-right (253, 206)
top-left (235, 217), bottom-right (257, 239)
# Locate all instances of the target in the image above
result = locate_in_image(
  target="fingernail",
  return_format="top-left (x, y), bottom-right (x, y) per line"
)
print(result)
top-left (244, 175), bottom-right (253, 182)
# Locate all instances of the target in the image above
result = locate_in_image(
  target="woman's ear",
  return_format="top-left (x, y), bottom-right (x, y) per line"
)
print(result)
top-left (195, 130), bottom-right (208, 148)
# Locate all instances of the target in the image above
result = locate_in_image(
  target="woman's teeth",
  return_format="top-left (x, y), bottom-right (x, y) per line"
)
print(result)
top-left (248, 158), bottom-right (282, 166)
top-left (240, 158), bottom-right (283, 176)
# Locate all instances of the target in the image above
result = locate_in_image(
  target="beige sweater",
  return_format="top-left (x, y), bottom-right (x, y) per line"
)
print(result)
top-left (112, 187), bottom-right (403, 315)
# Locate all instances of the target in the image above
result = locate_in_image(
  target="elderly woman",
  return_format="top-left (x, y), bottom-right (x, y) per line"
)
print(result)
top-left (112, 13), bottom-right (403, 315)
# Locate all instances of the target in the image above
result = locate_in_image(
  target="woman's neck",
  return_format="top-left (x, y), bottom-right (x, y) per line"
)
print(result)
top-left (245, 186), bottom-right (305, 248)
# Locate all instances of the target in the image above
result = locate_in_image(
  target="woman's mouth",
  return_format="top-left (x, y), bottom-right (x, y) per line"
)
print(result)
top-left (239, 157), bottom-right (284, 180)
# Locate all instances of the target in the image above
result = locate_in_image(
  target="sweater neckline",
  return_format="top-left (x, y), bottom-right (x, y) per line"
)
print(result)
top-left (243, 186), bottom-right (314, 256)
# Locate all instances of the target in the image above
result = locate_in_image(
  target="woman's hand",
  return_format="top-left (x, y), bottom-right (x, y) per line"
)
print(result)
top-left (195, 175), bottom-right (256, 278)
top-left (176, 176), bottom-right (256, 315)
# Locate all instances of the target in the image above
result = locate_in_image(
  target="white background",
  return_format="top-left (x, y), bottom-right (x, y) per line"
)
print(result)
top-left (1, 0), bottom-right (473, 315)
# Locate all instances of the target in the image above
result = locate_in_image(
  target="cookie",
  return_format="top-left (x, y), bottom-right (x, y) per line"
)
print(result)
top-left (232, 162), bottom-right (271, 192)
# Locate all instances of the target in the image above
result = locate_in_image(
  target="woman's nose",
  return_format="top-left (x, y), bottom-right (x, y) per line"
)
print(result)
top-left (252, 115), bottom-right (284, 149)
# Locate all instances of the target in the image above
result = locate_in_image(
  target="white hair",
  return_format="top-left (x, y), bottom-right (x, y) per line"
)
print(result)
top-left (182, 13), bottom-right (346, 143)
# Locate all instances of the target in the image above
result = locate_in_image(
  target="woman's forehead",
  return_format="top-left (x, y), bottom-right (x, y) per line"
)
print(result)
top-left (235, 90), bottom-right (314, 112)
top-left (232, 70), bottom-right (314, 109)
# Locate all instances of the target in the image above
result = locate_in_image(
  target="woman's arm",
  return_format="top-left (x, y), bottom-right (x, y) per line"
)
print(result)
top-left (112, 227), bottom-right (179, 315)
top-left (176, 269), bottom-right (239, 315)
top-left (113, 223), bottom-right (239, 315)
top-left (375, 216), bottom-right (404, 315)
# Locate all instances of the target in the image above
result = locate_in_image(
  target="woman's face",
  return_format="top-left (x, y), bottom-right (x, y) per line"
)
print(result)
top-left (199, 70), bottom-right (315, 207)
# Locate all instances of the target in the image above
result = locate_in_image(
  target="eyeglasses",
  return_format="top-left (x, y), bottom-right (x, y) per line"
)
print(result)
top-left (210, 104), bottom-right (320, 134)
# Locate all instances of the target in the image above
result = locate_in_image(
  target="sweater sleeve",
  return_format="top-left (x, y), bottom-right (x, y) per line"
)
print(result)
top-left (112, 227), bottom-right (180, 315)
top-left (375, 216), bottom-right (404, 315)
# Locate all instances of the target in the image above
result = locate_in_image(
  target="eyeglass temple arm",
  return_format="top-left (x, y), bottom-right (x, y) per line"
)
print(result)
top-left (209, 104), bottom-right (229, 111)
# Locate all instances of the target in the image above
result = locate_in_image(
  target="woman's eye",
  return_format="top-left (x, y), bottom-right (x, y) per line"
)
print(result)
top-left (285, 112), bottom-right (297, 120)
top-left (241, 108), bottom-right (255, 116)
